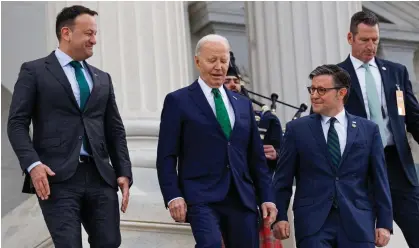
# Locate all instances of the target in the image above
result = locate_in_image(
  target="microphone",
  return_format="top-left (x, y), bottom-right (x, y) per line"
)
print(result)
top-left (270, 93), bottom-right (278, 112)
top-left (292, 103), bottom-right (308, 120)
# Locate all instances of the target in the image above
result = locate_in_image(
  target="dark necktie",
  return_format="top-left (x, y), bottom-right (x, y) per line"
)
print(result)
top-left (69, 61), bottom-right (91, 154)
top-left (211, 88), bottom-right (232, 139)
top-left (327, 117), bottom-right (341, 167)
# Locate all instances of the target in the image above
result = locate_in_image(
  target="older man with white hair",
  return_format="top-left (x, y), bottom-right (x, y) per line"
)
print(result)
top-left (156, 34), bottom-right (277, 247)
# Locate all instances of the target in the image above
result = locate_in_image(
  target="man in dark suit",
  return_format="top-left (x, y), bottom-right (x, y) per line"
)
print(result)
top-left (272, 64), bottom-right (392, 247)
top-left (7, 5), bottom-right (132, 248)
top-left (338, 11), bottom-right (419, 247)
top-left (156, 34), bottom-right (277, 248)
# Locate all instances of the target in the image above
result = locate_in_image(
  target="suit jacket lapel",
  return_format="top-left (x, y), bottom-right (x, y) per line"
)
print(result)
top-left (224, 86), bottom-right (240, 135)
top-left (308, 114), bottom-right (335, 171)
top-left (341, 56), bottom-right (365, 111)
top-left (45, 52), bottom-right (80, 110)
top-left (188, 81), bottom-right (225, 137)
top-left (375, 58), bottom-right (392, 109)
top-left (83, 61), bottom-right (101, 113)
top-left (341, 113), bottom-right (359, 163)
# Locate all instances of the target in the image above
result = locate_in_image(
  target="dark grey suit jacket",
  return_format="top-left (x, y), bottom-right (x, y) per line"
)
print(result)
top-left (8, 51), bottom-right (133, 193)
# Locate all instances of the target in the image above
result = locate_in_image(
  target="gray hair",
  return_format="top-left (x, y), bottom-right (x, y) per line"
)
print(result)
top-left (195, 34), bottom-right (230, 56)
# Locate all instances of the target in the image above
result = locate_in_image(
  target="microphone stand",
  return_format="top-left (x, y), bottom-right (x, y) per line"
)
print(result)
top-left (292, 103), bottom-right (308, 120)
top-left (245, 89), bottom-right (300, 110)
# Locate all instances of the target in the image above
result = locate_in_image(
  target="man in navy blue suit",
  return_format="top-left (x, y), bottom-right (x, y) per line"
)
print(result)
top-left (272, 64), bottom-right (392, 247)
top-left (338, 11), bottom-right (419, 248)
top-left (156, 34), bottom-right (277, 248)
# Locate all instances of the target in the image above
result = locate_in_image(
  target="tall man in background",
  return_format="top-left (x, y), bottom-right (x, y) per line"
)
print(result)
top-left (8, 5), bottom-right (132, 248)
top-left (339, 11), bottom-right (419, 247)
top-left (156, 34), bottom-right (277, 248)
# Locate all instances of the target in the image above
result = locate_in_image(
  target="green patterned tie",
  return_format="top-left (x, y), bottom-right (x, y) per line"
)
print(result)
top-left (212, 88), bottom-right (232, 139)
top-left (69, 61), bottom-right (91, 153)
top-left (362, 63), bottom-right (386, 146)
top-left (327, 117), bottom-right (341, 167)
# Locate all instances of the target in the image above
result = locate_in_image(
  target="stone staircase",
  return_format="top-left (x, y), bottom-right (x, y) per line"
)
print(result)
top-left (1, 167), bottom-right (409, 247)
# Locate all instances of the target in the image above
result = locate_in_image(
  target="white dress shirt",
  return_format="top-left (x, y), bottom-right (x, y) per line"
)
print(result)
top-left (321, 108), bottom-right (348, 155)
top-left (349, 54), bottom-right (393, 146)
top-left (27, 48), bottom-right (94, 172)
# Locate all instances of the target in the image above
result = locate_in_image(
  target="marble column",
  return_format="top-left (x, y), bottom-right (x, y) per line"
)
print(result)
top-left (2, 2), bottom-right (196, 248)
top-left (245, 1), bottom-right (362, 122)
top-left (46, 1), bottom-right (193, 168)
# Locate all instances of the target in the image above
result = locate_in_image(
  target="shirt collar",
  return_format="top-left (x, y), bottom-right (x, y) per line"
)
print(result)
top-left (321, 108), bottom-right (346, 125)
top-left (197, 77), bottom-right (226, 97)
top-left (350, 53), bottom-right (377, 70)
top-left (54, 48), bottom-right (85, 69)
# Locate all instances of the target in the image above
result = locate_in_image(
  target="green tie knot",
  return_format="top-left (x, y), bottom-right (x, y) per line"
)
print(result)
top-left (69, 61), bottom-right (82, 69)
top-left (212, 88), bottom-right (221, 98)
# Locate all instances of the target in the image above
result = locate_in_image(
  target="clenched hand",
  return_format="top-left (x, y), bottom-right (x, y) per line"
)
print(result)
top-left (263, 145), bottom-right (277, 160)
top-left (169, 198), bottom-right (187, 223)
top-left (375, 228), bottom-right (390, 247)
top-left (272, 221), bottom-right (290, 240)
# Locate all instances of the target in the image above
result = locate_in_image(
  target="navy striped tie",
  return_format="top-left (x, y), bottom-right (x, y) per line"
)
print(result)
top-left (327, 117), bottom-right (341, 167)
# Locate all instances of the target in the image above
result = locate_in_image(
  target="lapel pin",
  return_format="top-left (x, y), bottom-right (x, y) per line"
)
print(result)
top-left (352, 124), bottom-right (356, 128)
top-left (94, 73), bottom-right (98, 77)
top-left (232, 96), bottom-right (237, 100)
top-left (382, 67), bottom-right (386, 71)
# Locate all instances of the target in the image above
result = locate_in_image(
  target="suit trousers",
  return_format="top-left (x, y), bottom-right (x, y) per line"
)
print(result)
top-left (38, 159), bottom-right (121, 248)
top-left (385, 145), bottom-right (419, 248)
top-left (298, 208), bottom-right (375, 248)
top-left (187, 180), bottom-right (259, 248)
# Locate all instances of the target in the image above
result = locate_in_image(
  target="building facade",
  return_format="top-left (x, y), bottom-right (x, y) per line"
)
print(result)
top-left (2, 1), bottom-right (419, 247)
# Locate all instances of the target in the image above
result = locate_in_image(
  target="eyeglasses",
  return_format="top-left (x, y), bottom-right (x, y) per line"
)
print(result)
top-left (307, 86), bottom-right (343, 96)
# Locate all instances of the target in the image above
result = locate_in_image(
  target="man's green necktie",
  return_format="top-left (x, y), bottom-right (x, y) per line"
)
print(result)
top-left (212, 88), bottom-right (232, 139)
top-left (327, 117), bottom-right (341, 168)
top-left (69, 61), bottom-right (91, 153)
top-left (69, 61), bottom-right (90, 110)
top-left (362, 63), bottom-right (386, 146)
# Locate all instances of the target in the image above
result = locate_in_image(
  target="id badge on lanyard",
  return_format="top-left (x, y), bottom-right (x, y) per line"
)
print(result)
top-left (396, 84), bottom-right (406, 116)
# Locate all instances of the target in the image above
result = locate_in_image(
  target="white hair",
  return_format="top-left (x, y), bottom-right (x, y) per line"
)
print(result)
top-left (195, 34), bottom-right (230, 56)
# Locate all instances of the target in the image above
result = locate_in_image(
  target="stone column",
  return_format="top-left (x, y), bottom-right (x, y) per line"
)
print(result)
top-left (46, 1), bottom-right (193, 168)
top-left (245, 1), bottom-right (362, 122)
top-left (2, 2), bottom-right (196, 248)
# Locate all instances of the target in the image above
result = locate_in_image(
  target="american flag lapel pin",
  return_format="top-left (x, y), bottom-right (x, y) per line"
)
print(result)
top-left (233, 96), bottom-right (237, 100)
top-left (382, 67), bottom-right (386, 71)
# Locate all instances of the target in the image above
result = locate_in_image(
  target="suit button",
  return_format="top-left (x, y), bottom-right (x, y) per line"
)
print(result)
top-left (78, 136), bottom-right (82, 140)
top-left (226, 165), bottom-right (230, 169)
top-left (335, 177), bottom-right (339, 181)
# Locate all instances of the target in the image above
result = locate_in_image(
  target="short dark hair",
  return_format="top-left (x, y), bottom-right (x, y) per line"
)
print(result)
top-left (350, 10), bottom-right (379, 35)
top-left (309, 64), bottom-right (351, 103)
top-left (56, 5), bottom-right (98, 40)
